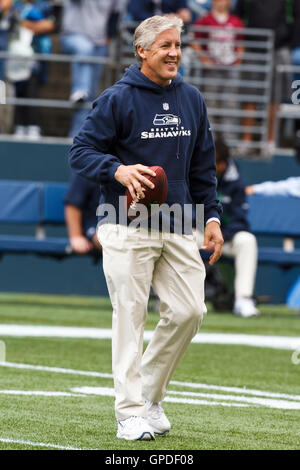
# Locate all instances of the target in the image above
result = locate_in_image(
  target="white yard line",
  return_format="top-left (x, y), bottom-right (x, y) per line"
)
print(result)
top-left (0, 324), bottom-right (300, 350)
top-left (1, 361), bottom-right (113, 379)
top-left (0, 437), bottom-right (82, 450)
top-left (1, 362), bottom-right (300, 410)
top-left (70, 386), bottom-right (249, 408)
top-left (71, 385), bottom-right (300, 410)
top-left (2, 361), bottom-right (300, 402)
top-left (0, 390), bottom-right (86, 397)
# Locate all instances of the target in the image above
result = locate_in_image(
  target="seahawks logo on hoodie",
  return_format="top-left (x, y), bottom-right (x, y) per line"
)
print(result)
top-left (141, 114), bottom-right (191, 140)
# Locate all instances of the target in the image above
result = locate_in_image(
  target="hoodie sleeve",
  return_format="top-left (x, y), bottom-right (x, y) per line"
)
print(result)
top-left (189, 96), bottom-right (222, 224)
top-left (69, 93), bottom-right (122, 185)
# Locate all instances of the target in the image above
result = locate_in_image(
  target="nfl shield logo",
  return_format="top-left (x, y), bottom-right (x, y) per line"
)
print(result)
top-left (163, 103), bottom-right (169, 110)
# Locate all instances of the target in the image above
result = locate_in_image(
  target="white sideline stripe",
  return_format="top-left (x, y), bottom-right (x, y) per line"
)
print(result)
top-left (3, 361), bottom-right (300, 402)
top-left (0, 324), bottom-right (300, 350)
top-left (0, 437), bottom-right (81, 450)
top-left (70, 386), bottom-right (249, 408)
top-left (0, 390), bottom-right (86, 397)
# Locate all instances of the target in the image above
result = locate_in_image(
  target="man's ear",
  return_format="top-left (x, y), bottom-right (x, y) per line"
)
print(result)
top-left (137, 45), bottom-right (146, 61)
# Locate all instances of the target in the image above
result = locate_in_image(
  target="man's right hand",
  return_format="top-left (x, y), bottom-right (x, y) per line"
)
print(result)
top-left (114, 164), bottom-right (156, 203)
top-left (70, 235), bottom-right (93, 254)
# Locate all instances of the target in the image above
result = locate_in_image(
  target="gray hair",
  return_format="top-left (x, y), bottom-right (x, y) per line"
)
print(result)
top-left (133, 15), bottom-right (184, 65)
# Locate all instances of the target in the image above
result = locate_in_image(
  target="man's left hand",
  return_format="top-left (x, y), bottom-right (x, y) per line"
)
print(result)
top-left (201, 221), bottom-right (224, 265)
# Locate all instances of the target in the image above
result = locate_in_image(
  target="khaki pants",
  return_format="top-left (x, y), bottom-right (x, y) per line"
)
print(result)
top-left (98, 224), bottom-right (206, 420)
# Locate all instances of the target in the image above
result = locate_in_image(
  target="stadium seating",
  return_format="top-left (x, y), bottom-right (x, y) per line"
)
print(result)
top-left (0, 180), bottom-right (73, 259)
top-left (247, 194), bottom-right (300, 267)
top-left (0, 180), bottom-right (300, 267)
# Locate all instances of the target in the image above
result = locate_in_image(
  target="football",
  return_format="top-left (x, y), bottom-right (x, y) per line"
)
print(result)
top-left (126, 165), bottom-right (168, 219)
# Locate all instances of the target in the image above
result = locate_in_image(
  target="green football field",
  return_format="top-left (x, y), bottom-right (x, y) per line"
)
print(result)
top-left (0, 292), bottom-right (300, 450)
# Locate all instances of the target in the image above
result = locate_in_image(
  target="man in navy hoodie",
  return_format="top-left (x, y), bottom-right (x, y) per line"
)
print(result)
top-left (69, 15), bottom-right (223, 441)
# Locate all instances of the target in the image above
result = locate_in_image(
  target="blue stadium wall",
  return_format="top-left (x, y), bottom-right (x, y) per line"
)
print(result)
top-left (0, 139), bottom-right (300, 303)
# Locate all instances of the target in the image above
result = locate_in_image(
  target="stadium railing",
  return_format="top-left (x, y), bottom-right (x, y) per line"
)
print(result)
top-left (1, 24), bottom-right (275, 157)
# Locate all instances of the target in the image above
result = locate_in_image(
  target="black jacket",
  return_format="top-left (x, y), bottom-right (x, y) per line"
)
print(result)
top-left (233, 0), bottom-right (292, 49)
top-left (217, 159), bottom-right (249, 242)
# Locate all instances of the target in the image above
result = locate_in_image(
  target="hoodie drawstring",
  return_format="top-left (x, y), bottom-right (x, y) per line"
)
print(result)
top-left (175, 86), bottom-right (180, 160)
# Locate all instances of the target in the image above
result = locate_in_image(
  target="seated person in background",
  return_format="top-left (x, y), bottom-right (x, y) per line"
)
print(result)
top-left (126, 0), bottom-right (191, 23)
top-left (246, 178), bottom-right (300, 198)
top-left (216, 138), bottom-right (259, 317)
top-left (246, 140), bottom-right (300, 197)
top-left (64, 173), bottom-right (102, 254)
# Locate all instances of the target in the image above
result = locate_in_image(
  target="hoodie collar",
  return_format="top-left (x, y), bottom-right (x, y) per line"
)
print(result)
top-left (118, 65), bottom-right (183, 93)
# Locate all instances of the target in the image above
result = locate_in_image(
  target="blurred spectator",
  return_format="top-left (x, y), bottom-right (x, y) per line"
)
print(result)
top-left (192, 0), bottom-right (244, 66)
top-left (233, 0), bottom-right (292, 151)
top-left (126, 0), bottom-right (191, 23)
top-left (8, 0), bottom-right (54, 139)
top-left (64, 173), bottom-right (102, 254)
top-left (0, 0), bottom-right (12, 81)
top-left (61, 0), bottom-right (126, 137)
top-left (215, 138), bottom-right (259, 317)
top-left (188, 0), bottom-right (211, 22)
top-left (188, 0), bottom-right (238, 22)
top-left (246, 177), bottom-right (300, 197)
top-left (191, 0), bottom-right (244, 142)
top-left (291, 0), bottom-right (300, 75)
top-left (246, 130), bottom-right (300, 196)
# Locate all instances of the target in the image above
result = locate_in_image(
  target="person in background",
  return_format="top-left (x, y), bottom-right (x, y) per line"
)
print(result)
top-left (216, 137), bottom-right (259, 317)
top-left (126, 0), bottom-right (191, 23)
top-left (0, 0), bottom-right (12, 81)
top-left (188, 0), bottom-right (238, 22)
top-left (191, 0), bottom-right (244, 142)
top-left (64, 173), bottom-right (102, 254)
top-left (60, 0), bottom-right (127, 137)
top-left (11, 0), bottom-right (55, 139)
top-left (233, 0), bottom-right (292, 152)
top-left (246, 177), bottom-right (300, 197)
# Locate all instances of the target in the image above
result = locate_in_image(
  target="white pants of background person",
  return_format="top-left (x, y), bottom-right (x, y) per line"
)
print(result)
top-left (98, 223), bottom-right (206, 421)
top-left (194, 229), bottom-right (258, 317)
top-left (222, 231), bottom-right (258, 317)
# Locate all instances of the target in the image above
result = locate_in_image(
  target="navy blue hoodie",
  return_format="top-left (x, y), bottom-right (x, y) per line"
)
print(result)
top-left (69, 65), bottom-right (221, 230)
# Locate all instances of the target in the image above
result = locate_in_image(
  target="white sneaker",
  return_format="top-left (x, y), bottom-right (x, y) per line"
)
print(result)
top-left (233, 297), bottom-right (259, 318)
top-left (14, 125), bottom-right (27, 138)
top-left (146, 401), bottom-right (171, 435)
top-left (116, 416), bottom-right (155, 441)
top-left (70, 90), bottom-right (88, 103)
top-left (27, 125), bottom-right (41, 140)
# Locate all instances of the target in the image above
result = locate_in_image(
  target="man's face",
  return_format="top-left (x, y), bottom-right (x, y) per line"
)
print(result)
top-left (138, 28), bottom-right (181, 87)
